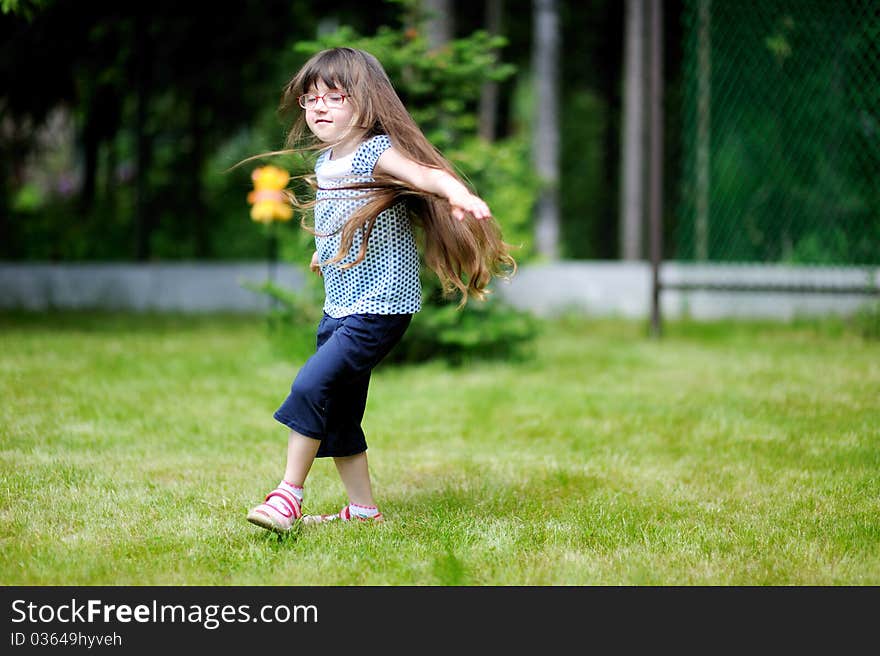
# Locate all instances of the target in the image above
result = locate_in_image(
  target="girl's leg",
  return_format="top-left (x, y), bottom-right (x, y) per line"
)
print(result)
top-left (246, 430), bottom-right (320, 533)
top-left (333, 452), bottom-right (376, 507)
top-left (265, 314), bottom-right (410, 528)
top-left (283, 430), bottom-right (321, 487)
top-left (297, 451), bottom-right (381, 523)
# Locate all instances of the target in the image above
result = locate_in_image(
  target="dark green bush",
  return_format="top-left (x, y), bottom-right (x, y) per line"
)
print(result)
top-left (851, 300), bottom-right (880, 341)
top-left (388, 292), bottom-right (541, 366)
top-left (244, 270), bottom-right (540, 366)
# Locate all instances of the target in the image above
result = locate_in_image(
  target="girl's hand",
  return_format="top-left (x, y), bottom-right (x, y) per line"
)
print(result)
top-left (448, 190), bottom-right (492, 222)
top-left (310, 251), bottom-right (322, 276)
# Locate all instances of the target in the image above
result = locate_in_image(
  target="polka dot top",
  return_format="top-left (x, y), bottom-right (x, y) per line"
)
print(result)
top-left (314, 134), bottom-right (422, 318)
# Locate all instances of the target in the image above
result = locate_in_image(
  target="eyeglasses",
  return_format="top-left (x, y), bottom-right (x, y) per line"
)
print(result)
top-left (297, 91), bottom-right (348, 110)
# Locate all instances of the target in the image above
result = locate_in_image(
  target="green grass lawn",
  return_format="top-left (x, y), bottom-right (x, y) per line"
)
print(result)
top-left (1, 311), bottom-right (878, 585)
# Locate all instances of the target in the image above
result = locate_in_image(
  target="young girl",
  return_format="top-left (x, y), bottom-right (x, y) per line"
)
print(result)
top-left (246, 47), bottom-right (515, 533)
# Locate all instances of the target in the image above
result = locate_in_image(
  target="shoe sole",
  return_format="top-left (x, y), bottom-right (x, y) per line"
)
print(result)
top-left (246, 509), bottom-right (299, 534)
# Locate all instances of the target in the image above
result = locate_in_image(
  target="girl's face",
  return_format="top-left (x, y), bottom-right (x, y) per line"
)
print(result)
top-left (303, 80), bottom-right (358, 151)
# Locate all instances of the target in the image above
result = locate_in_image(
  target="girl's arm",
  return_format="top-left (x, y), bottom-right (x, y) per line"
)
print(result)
top-left (375, 147), bottom-right (492, 221)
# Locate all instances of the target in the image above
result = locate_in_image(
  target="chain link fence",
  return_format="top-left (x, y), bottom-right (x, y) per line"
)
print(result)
top-left (673, 0), bottom-right (879, 294)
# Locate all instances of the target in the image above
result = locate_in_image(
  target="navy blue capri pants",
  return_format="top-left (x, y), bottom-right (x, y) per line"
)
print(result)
top-left (273, 312), bottom-right (412, 458)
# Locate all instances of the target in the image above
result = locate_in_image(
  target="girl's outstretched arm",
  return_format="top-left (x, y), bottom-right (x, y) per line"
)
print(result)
top-left (375, 147), bottom-right (492, 221)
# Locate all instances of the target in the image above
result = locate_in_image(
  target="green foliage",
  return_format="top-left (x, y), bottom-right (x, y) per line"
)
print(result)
top-left (205, 111), bottom-right (318, 261)
top-left (447, 136), bottom-right (536, 259)
top-left (0, 0), bottom-right (45, 18)
top-left (851, 300), bottom-right (880, 341)
top-left (242, 274), bottom-right (324, 361)
top-left (11, 181), bottom-right (43, 212)
top-left (388, 292), bottom-right (541, 366)
top-left (0, 2), bottom-right (318, 261)
top-left (294, 25), bottom-right (515, 151)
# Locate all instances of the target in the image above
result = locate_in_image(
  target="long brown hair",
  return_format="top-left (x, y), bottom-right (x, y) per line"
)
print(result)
top-left (280, 47), bottom-right (516, 305)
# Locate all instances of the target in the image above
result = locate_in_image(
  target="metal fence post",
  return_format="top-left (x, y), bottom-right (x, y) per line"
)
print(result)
top-left (649, 0), bottom-right (664, 338)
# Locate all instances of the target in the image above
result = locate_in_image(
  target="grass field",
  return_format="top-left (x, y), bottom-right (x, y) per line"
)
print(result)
top-left (1, 311), bottom-right (878, 585)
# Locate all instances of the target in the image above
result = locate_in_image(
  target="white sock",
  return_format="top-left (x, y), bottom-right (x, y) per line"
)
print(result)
top-left (348, 503), bottom-right (379, 519)
top-left (265, 480), bottom-right (303, 516)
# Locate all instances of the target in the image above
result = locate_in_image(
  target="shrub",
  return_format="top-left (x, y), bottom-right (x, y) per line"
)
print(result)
top-left (851, 300), bottom-right (880, 341)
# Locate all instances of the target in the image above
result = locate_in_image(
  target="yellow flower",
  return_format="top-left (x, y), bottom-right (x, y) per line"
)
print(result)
top-left (247, 165), bottom-right (293, 223)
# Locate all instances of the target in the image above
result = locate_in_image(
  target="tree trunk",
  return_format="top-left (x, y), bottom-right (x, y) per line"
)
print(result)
top-left (648, 0), bottom-right (664, 336)
top-left (191, 93), bottom-right (209, 258)
top-left (134, 10), bottom-right (154, 261)
top-left (0, 155), bottom-right (9, 257)
top-left (102, 133), bottom-right (117, 236)
top-left (532, 0), bottom-right (560, 260)
top-left (479, 0), bottom-right (503, 141)
top-left (79, 113), bottom-right (99, 214)
top-left (423, 0), bottom-right (454, 50)
top-left (620, 0), bottom-right (645, 260)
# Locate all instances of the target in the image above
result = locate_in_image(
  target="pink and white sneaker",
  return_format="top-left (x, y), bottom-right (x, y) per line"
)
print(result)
top-left (246, 486), bottom-right (302, 533)
top-left (302, 504), bottom-right (384, 526)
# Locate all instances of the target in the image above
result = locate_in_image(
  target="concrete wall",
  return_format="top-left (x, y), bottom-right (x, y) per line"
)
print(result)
top-left (497, 261), bottom-right (879, 320)
top-left (1, 261), bottom-right (877, 319)
top-left (0, 262), bottom-right (304, 313)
